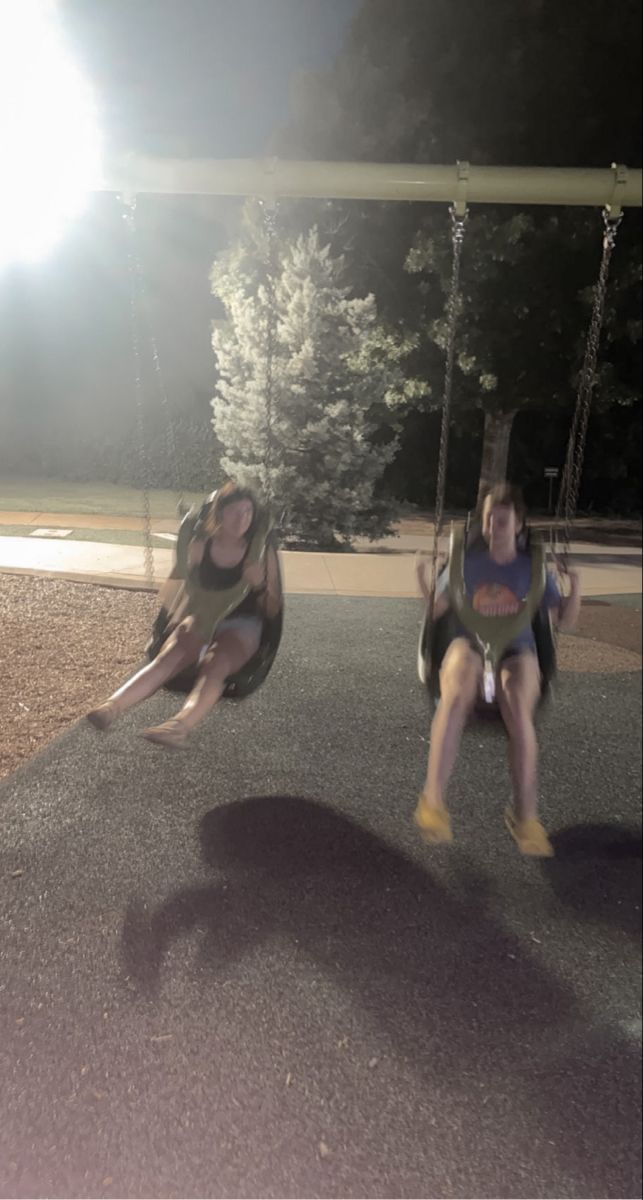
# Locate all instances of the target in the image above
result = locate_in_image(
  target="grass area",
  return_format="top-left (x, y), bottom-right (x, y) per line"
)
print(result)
top-left (0, 477), bottom-right (639, 546)
top-left (0, 525), bottom-right (175, 549)
top-left (0, 477), bottom-right (204, 518)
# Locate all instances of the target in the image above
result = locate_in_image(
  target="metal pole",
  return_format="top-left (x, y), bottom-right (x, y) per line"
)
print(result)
top-left (99, 157), bottom-right (642, 208)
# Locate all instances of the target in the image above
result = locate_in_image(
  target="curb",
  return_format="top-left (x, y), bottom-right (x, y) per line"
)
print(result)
top-left (0, 565), bottom-right (156, 594)
top-left (0, 564), bottom-right (424, 600)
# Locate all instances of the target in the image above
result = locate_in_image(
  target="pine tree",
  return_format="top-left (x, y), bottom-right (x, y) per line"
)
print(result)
top-left (211, 205), bottom-right (411, 546)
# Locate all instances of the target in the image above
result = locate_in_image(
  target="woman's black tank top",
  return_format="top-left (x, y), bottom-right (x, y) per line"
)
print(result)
top-left (198, 539), bottom-right (259, 617)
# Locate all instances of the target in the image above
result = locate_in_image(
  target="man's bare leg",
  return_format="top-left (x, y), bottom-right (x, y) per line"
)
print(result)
top-left (497, 653), bottom-right (554, 856)
top-left (415, 639), bottom-right (481, 843)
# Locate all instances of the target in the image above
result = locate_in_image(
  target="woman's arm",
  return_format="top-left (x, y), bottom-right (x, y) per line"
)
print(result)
top-left (187, 538), bottom-right (206, 570)
top-left (154, 533), bottom-right (206, 627)
top-left (242, 545), bottom-right (283, 619)
top-left (154, 518), bottom-right (203, 619)
top-left (258, 546), bottom-right (283, 619)
top-left (157, 575), bottom-right (183, 610)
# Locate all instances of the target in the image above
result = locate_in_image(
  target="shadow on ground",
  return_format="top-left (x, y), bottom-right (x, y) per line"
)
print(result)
top-left (121, 795), bottom-right (642, 1199)
top-left (543, 822), bottom-right (642, 938)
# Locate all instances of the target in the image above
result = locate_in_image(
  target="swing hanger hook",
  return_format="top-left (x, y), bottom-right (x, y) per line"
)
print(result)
top-left (449, 161), bottom-right (470, 246)
top-left (452, 160), bottom-right (470, 220)
top-left (603, 162), bottom-right (628, 235)
top-left (118, 191), bottom-right (138, 228)
top-left (259, 156), bottom-right (279, 214)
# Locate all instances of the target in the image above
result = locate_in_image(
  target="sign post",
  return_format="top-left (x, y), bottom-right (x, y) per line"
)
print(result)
top-left (544, 467), bottom-right (559, 515)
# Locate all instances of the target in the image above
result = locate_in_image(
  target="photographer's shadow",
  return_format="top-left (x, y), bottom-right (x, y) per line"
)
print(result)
top-left (543, 822), bottom-right (642, 938)
top-left (122, 794), bottom-right (567, 1032)
top-left (120, 795), bottom-right (642, 1197)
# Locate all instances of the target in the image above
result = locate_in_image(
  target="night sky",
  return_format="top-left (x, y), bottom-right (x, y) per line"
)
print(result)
top-left (60, 0), bottom-right (360, 158)
top-left (1, 0), bottom-right (360, 453)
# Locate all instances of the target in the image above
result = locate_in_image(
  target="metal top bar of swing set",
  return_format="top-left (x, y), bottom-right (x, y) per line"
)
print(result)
top-left (101, 157), bottom-right (642, 210)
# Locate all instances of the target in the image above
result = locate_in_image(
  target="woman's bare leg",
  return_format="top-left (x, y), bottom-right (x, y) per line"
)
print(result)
top-left (87, 620), bottom-right (204, 727)
top-left (142, 627), bottom-right (260, 745)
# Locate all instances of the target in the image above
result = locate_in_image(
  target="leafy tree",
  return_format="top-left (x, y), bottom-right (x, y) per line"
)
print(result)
top-left (406, 208), bottom-right (641, 502)
top-left (211, 204), bottom-right (414, 545)
top-left (274, 0), bottom-right (642, 509)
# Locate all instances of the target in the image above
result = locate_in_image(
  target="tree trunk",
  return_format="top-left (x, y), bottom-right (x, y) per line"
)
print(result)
top-left (476, 409), bottom-right (517, 506)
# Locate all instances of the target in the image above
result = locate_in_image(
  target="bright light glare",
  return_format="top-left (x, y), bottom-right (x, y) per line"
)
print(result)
top-left (0, 0), bottom-right (102, 265)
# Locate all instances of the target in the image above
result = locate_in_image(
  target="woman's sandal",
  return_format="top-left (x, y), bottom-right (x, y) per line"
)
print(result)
top-left (141, 718), bottom-right (189, 750)
top-left (86, 701), bottom-right (119, 732)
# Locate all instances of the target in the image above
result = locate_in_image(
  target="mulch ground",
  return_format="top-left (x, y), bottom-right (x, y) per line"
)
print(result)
top-left (0, 575), bottom-right (640, 783)
top-left (572, 599), bottom-right (642, 655)
top-left (0, 576), bottom-right (155, 781)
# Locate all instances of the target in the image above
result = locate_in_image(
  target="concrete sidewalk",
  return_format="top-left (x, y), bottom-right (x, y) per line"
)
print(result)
top-left (0, 532), bottom-right (641, 599)
top-left (0, 507), bottom-right (641, 598)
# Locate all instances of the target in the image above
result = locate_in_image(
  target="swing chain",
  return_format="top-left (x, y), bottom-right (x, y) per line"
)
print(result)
top-left (603, 207), bottom-right (624, 250)
top-left (428, 203), bottom-right (469, 615)
top-left (123, 196), bottom-right (186, 520)
top-left (555, 206), bottom-right (624, 560)
top-left (123, 194), bottom-right (156, 588)
top-left (139, 288), bottom-right (186, 518)
top-left (259, 198), bottom-right (279, 512)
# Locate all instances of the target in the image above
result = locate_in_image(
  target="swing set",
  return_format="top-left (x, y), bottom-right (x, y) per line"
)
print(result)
top-left (105, 157), bottom-right (641, 705)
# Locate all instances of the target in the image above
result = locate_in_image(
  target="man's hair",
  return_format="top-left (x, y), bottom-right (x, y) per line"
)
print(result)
top-left (481, 482), bottom-right (527, 525)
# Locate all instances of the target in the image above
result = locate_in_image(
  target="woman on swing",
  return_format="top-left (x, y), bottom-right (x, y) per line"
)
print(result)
top-left (416, 482), bottom-right (581, 857)
top-left (86, 483), bottom-right (282, 749)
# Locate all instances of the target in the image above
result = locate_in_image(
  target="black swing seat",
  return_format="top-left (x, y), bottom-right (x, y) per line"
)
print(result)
top-left (145, 496), bottom-right (284, 701)
top-left (418, 519), bottom-right (557, 708)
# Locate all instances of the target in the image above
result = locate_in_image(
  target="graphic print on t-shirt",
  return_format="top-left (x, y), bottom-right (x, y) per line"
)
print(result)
top-left (471, 581), bottom-right (522, 616)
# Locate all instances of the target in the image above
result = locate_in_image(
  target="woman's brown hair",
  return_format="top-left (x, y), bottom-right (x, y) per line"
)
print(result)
top-left (202, 482), bottom-right (258, 540)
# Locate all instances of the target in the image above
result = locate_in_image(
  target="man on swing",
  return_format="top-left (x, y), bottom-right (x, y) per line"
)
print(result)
top-left (416, 482), bottom-right (581, 857)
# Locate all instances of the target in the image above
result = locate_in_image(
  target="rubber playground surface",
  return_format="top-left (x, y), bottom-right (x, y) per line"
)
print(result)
top-left (0, 594), bottom-right (641, 1199)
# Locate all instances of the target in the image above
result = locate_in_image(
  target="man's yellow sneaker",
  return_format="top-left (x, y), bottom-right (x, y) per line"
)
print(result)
top-left (414, 795), bottom-right (453, 845)
top-left (504, 808), bottom-right (554, 858)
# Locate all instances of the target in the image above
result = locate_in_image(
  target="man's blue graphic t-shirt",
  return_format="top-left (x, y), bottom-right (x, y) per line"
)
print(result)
top-left (437, 548), bottom-right (561, 654)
